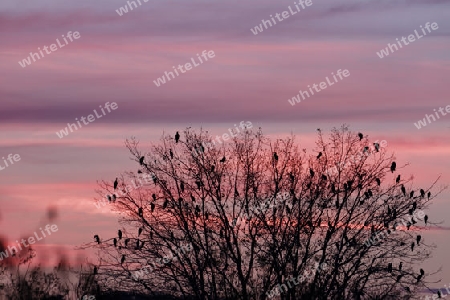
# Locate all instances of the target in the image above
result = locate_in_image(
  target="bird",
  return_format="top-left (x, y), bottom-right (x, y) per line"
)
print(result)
top-left (420, 189), bottom-right (425, 198)
top-left (114, 178), bottom-right (118, 190)
top-left (412, 201), bottom-right (417, 210)
top-left (124, 238), bottom-right (130, 247)
top-left (94, 235), bottom-right (100, 244)
top-left (317, 152), bottom-right (322, 159)
top-left (94, 266), bottom-right (98, 275)
top-left (375, 178), bottom-right (381, 186)
top-left (138, 207), bottom-right (143, 217)
top-left (138, 170), bottom-right (142, 173)
top-left (373, 143), bottom-right (380, 152)
top-left (410, 191), bottom-right (414, 198)
top-left (152, 194), bottom-right (156, 201)
top-left (387, 263), bottom-right (392, 273)
top-left (427, 192), bottom-right (431, 199)
top-left (396, 175), bottom-right (400, 184)
top-left (273, 152), bottom-right (278, 162)
top-left (107, 195), bottom-right (112, 203)
top-left (121, 255), bottom-right (125, 264)
top-left (363, 146), bottom-right (369, 154)
top-left (310, 168), bottom-right (315, 177)
top-left (135, 240), bottom-right (140, 250)
top-left (417, 235), bottom-right (421, 245)
top-left (420, 268), bottom-right (424, 276)
top-left (401, 185), bottom-right (406, 196)
top-left (180, 181), bottom-right (185, 192)
top-left (417, 274), bottom-right (422, 283)
top-left (163, 200), bottom-right (168, 209)
top-left (411, 242), bottom-right (415, 251)
top-left (139, 156), bottom-right (145, 166)
top-left (118, 230), bottom-right (122, 240)
top-left (150, 202), bottom-right (155, 212)
top-left (190, 194), bottom-right (195, 202)
top-left (220, 156), bottom-right (226, 163)
top-left (399, 262), bottom-right (403, 271)
top-left (138, 227), bottom-right (143, 236)
top-left (169, 149), bottom-right (174, 159)
top-left (112, 194), bottom-right (116, 202)
top-left (175, 131), bottom-right (180, 143)
top-left (396, 274), bottom-right (402, 282)
top-left (358, 132), bottom-right (363, 141)
top-left (113, 238), bottom-right (117, 247)
top-left (424, 215), bottom-right (428, 225)
top-left (321, 174), bottom-right (327, 181)
top-left (390, 162), bottom-right (396, 173)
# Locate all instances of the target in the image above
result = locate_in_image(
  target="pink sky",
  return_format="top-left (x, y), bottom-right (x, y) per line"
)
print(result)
top-left (0, 0), bottom-right (449, 291)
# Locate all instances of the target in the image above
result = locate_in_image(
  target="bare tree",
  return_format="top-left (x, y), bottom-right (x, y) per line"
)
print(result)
top-left (89, 125), bottom-right (444, 300)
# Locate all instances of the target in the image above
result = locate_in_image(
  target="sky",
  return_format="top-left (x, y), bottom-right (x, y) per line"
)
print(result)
top-left (0, 0), bottom-right (449, 294)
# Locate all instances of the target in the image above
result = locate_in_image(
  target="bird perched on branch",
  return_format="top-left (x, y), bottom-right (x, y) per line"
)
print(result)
top-left (175, 131), bottom-right (180, 143)
top-left (396, 175), bottom-right (400, 184)
top-left (114, 178), bottom-right (118, 190)
top-left (390, 162), bottom-right (396, 173)
top-left (118, 230), bottom-right (122, 240)
top-left (358, 132), bottom-right (363, 140)
top-left (94, 235), bottom-right (100, 244)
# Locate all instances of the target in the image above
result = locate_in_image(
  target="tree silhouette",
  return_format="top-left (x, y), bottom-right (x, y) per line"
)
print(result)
top-left (90, 125), bottom-right (444, 300)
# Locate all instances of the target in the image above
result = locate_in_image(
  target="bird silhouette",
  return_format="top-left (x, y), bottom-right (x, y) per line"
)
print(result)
top-left (411, 242), bottom-right (415, 251)
top-left (94, 235), bottom-right (100, 244)
top-left (220, 156), bottom-right (226, 163)
top-left (373, 143), bottom-right (380, 152)
top-left (410, 191), bottom-right (414, 198)
top-left (175, 131), bottom-right (180, 143)
top-left (180, 181), bottom-right (184, 192)
top-left (317, 152), bottom-right (322, 159)
top-left (114, 178), bottom-right (118, 190)
top-left (139, 156), bottom-right (145, 165)
top-left (138, 207), bottom-right (143, 217)
top-left (118, 230), bottom-right (122, 240)
top-left (124, 238), bottom-right (130, 247)
top-left (310, 168), bottom-right (315, 177)
top-left (424, 215), bottom-right (428, 225)
top-left (401, 185), bottom-right (406, 196)
top-left (358, 132), bottom-right (363, 140)
top-left (107, 195), bottom-right (112, 203)
top-left (163, 200), bottom-right (168, 209)
top-left (150, 202), bottom-right (155, 212)
top-left (396, 175), bottom-right (400, 184)
top-left (417, 235), bottom-right (421, 245)
top-left (399, 262), bottom-right (403, 271)
top-left (273, 152), bottom-right (278, 162)
top-left (113, 238), bottom-right (117, 247)
top-left (417, 274), bottom-right (422, 283)
top-left (375, 178), bottom-right (381, 186)
top-left (420, 268), bottom-right (424, 276)
top-left (412, 201), bottom-right (417, 210)
top-left (438, 291), bottom-right (442, 298)
top-left (427, 191), bottom-right (431, 199)
top-left (387, 263), bottom-right (392, 273)
top-left (112, 194), bottom-right (116, 202)
top-left (121, 255), bottom-right (125, 264)
top-left (363, 146), bottom-right (369, 154)
top-left (390, 162), bottom-right (396, 173)
top-left (94, 266), bottom-right (98, 275)
top-left (169, 149), bottom-right (174, 159)
top-left (420, 189), bottom-right (425, 198)
top-left (321, 174), bottom-right (327, 181)
top-left (138, 227), bottom-right (143, 236)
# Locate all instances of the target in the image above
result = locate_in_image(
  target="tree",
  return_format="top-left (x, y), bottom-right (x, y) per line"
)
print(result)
top-left (90, 125), bottom-right (444, 300)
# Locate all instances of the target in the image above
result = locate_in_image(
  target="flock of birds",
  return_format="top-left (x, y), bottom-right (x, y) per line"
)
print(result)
top-left (91, 130), bottom-right (433, 292)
